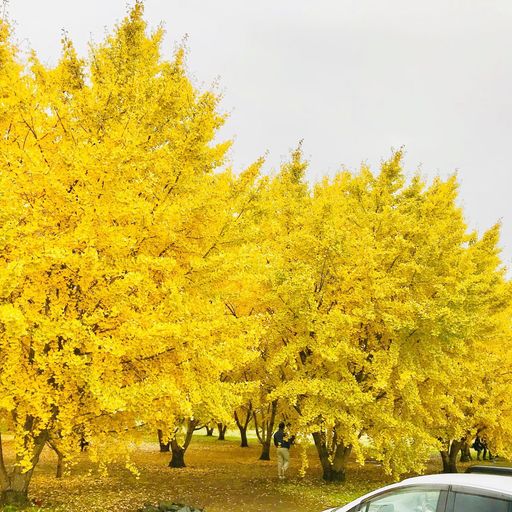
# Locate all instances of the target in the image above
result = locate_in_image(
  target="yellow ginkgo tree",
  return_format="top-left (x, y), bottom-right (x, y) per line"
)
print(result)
top-left (260, 151), bottom-right (510, 481)
top-left (0, 3), bottom-right (252, 504)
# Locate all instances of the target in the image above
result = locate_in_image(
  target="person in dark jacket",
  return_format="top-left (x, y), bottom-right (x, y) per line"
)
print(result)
top-left (472, 435), bottom-right (485, 460)
top-left (273, 422), bottom-right (295, 479)
top-left (481, 437), bottom-right (494, 460)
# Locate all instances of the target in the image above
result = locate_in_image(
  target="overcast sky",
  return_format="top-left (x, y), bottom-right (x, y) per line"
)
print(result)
top-left (6, 0), bottom-right (512, 271)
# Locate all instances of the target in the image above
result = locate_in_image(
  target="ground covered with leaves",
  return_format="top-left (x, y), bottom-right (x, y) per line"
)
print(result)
top-left (5, 433), bottom-right (469, 512)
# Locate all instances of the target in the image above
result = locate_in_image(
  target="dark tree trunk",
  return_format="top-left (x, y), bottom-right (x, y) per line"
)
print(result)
top-left (47, 440), bottom-right (64, 478)
top-left (1, 490), bottom-right (31, 507)
top-left (254, 400), bottom-right (278, 461)
top-left (0, 429), bottom-right (48, 506)
top-left (312, 430), bottom-right (352, 483)
top-left (440, 439), bottom-right (462, 473)
top-left (322, 467), bottom-right (348, 482)
top-left (55, 454), bottom-right (63, 479)
top-left (260, 443), bottom-right (271, 461)
top-left (217, 423), bottom-right (227, 441)
top-left (460, 439), bottom-right (472, 463)
top-left (448, 439), bottom-right (462, 472)
top-left (169, 440), bottom-right (185, 468)
top-left (440, 450), bottom-right (450, 473)
top-left (234, 404), bottom-right (252, 448)
top-left (205, 426), bottom-right (214, 436)
top-left (157, 429), bottom-right (170, 452)
top-left (239, 427), bottom-right (248, 447)
top-left (168, 419), bottom-right (199, 469)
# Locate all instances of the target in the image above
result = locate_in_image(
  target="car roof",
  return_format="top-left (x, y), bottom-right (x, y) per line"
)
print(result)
top-left (396, 473), bottom-right (512, 494)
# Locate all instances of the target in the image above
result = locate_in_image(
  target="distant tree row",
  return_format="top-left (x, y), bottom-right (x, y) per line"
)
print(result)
top-left (0, 2), bottom-right (510, 506)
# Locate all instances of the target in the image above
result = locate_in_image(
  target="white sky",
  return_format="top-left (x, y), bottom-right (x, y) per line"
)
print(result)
top-left (6, 0), bottom-right (512, 271)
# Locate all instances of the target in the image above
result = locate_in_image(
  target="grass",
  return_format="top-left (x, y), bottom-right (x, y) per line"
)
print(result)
top-left (1, 431), bottom-right (504, 512)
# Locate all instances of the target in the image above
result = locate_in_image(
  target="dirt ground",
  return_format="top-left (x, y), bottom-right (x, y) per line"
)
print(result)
top-left (19, 433), bottom-right (397, 512)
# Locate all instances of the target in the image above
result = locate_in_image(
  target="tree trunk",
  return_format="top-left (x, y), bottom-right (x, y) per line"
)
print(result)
top-left (168, 419), bottom-right (199, 469)
top-left (217, 423), bottom-right (227, 441)
top-left (440, 439), bottom-right (462, 473)
top-left (1, 489), bottom-right (31, 507)
top-left (205, 426), bottom-right (214, 436)
top-left (440, 450), bottom-right (450, 473)
top-left (55, 453), bottom-right (63, 479)
top-left (312, 431), bottom-right (352, 482)
top-left (234, 404), bottom-right (252, 448)
top-left (47, 440), bottom-right (64, 478)
top-left (239, 426), bottom-right (248, 447)
top-left (169, 439), bottom-right (185, 468)
top-left (157, 429), bottom-right (170, 452)
top-left (460, 439), bottom-right (472, 463)
top-left (260, 442), bottom-right (271, 461)
top-left (254, 400), bottom-right (278, 461)
top-left (0, 429), bottom-right (49, 506)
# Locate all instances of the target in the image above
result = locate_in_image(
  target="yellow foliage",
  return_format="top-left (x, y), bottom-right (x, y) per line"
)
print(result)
top-left (0, 4), bottom-right (253, 487)
top-left (0, 3), bottom-right (510, 493)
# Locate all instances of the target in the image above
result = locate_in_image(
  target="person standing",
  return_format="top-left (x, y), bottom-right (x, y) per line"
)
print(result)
top-left (472, 435), bottom-right (484, 460)
top-left (273, 422), bottom-right (294, 479)
top-left (481, 437), bottom-right (493, 461)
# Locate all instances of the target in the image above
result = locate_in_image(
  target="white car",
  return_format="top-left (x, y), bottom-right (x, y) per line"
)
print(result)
top-left (321, 467), bottom-right (512, 512)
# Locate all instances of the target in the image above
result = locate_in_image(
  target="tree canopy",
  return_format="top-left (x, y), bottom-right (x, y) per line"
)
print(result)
top-left (0, 2), bottom-right (510, 505)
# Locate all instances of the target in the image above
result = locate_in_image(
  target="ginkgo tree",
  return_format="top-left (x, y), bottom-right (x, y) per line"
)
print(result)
top-left (214, 145), bottom-right (313, 461)
top-left (423, 226), bottom-right (512, 472)
top-left (0, 3), bottom-right (254, 504)
top-left (260, 150), bottom-right (511, 481)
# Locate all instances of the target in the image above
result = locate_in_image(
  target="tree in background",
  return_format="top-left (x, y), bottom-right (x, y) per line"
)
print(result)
top-left (427, 226), bottom-right (512, 472)
top-left (264, 151), bottom-right (511, 481)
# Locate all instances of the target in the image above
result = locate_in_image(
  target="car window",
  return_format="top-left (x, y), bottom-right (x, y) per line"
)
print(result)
top-left (361, 488), bottom-right (441, 512)
top-left (452, 492), bottom-right (510, 512)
